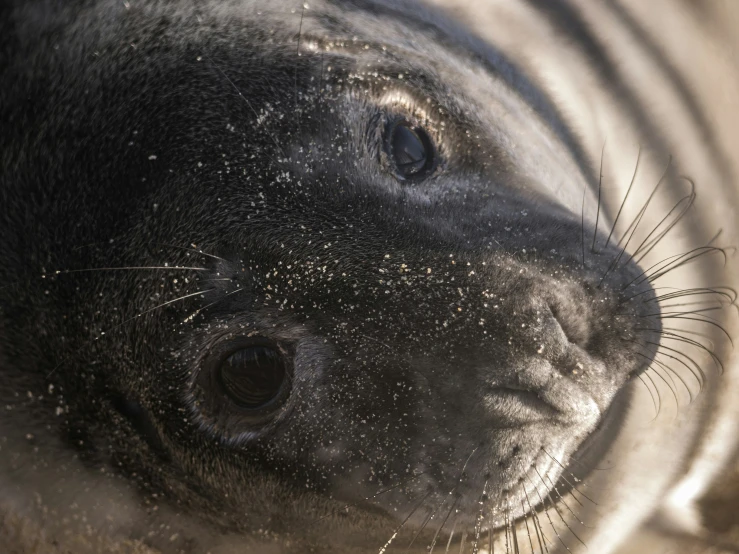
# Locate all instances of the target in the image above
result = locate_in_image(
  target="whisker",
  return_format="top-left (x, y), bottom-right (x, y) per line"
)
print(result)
top-left (429, 447), bottom-right (480, 552)
top-left (502, 499), bottom-right (511, 554)
top-left (542, 446), bottom-right (613, 473)
top-left (471, 479), bottom-right (489, 554)
top-left (524, 474), bottom-right (573, 553)
top-left (631, 180), bottom-right (695, 264)
top-left (659, 301), bottom-right (728, 311)
top-left (652, 356), bottom-right (695, 402)
top-left (581, 188), bottom-right (586, 269)
top-left (539, 450), bottom-right (597, 505)
top-left (457, 531), bottom-right (468, 554)
top-left (656, 335), bottom-right (724, 373)
top-left (636, 374), bottom-right (659, 421)
top-left (488, 510), bottom-right (495, 554)
top-left (639, 246), bottom-right (728, 286)
top-left (643, 363), bottom-right (680, 413)
top-left (531, 469), bottom-right (587, 548)
top-left (519, 493), bottom-right (537, 554)
top-left (654, 314), bottom-right (733, 345)
top-left (623, 246), bottom-right (724, 291)
top-left (428, 497), bottom-right (459, 554)
top-left (505, 494), bottom-right (519, 554)
top-left (603, 145), bottom-right (641, 252)
top-left (406, 506), bottom-right (437, 552)
top-left (643, 371), bottom-right (663, 417)
top-left (661, 326), bottom-right (718, 345)
top-left (153, 242), bottom-right (227, 262)
top-left (522, 485), bottom-right (550, 554)
top-left (378, 490), bottom-right (432, 554)
top-left (47, 287), bottom-right (216, 378)
top-left (614, 155), bottom-right (672, 253)
top-left (182, 286), bottom-right (247, 323)
top-left (541, 472), bottom-right (591, 529)
top-left (632, 348), bottom-right (696, 402)
top-left (444, 516), bottom-right (459, 554)
top-left (645, 286), bottom-right (736, 304)
top-left (598, 157), bottom-right (672, 286)
top-left (591, 139), bottom-right (606, 253)
top-left (49, 265), bottom-right (207, 276)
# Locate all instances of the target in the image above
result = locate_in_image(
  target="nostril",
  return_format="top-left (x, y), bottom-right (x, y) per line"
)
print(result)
top-left (549, 302), bottom-right (590, 349)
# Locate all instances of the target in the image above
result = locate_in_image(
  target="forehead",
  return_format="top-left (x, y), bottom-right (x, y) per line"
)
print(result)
top-left (213, 0), bottom-right (595, 215)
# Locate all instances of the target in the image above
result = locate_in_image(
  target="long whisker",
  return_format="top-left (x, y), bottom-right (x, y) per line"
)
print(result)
top-left (643, 363), bottom-right (680, 413)
top-left (540, 472), bottom-right (591, 529)
top-left (183, 286), bottom-right (246, 323)
top-left (623, 246), bottom-right (725, 291)
top-left (531, 469), bottom-right (587, 548)
top-left (522, 485), bottom-right (550, 554)
top-left (598, 157), bottom-right (672, 286)
top-left (488, 510), bottom-right (494, 554)
top-left (632, 348), bottom-right (696, 402)
top-left (591, 139), bottom-right (606, 253)
top-left (519, 492), bottom-right (537, 554)
top-left (153, 243), bottom-right (227, 262)
top-left (457, 531), bottom-right (468, 554)
top-left (615, 155), bottom-right (672, 252)
top-left (603, 145), bottom-right (641, 251)
top-left (581, 188), bottom-right (586, 269)
top-left (503, 497), bottom-right (512, 554)
top-left (47, 287), bottom-right (216, 378)
top-left (471, 479), bottom-right (489, 554)
top-left (378, 491), bottom-right (432, 554)
top-left (428, 497), bottom-right (459, 554)
top-left (406, 507), bottom-right (437, 552)
top-left (644, 371), bottom-right (663, 417)
top-left (644, 248), bottom-right (728, 285)
top-left (656, 335), bottom-right (724, 373)
top-left (506, 493), bottom-right (520, 554)
top-left (49, 265), bottom-right (207, 276)
top-left (444, 516), bottom-right (459, 554)
top-left (631, 180), bottom-right (695, 264)
top-left (524, 474), bottom-right (573, 553)
top-left (652, 313), bottom-right (733, 345)
top-left (428, 447), bottom-right (480, 552)
top-left (539, 450), bottom-right (597, 505)
top-left (646, 287), bottom-right (736, 304)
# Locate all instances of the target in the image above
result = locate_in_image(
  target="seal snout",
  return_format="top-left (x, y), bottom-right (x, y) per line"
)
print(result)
top-left (474, 270), bottom-right (656, 424)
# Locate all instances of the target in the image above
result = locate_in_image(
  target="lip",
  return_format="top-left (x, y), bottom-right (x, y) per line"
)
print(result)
top-left (482, 387), bottom-right (560, 425)
top-left (483, 374), bottom-right (601, 428)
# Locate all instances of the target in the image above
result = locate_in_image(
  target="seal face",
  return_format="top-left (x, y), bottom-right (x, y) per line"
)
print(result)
top-left (0, 1), bottom-right (734, 553)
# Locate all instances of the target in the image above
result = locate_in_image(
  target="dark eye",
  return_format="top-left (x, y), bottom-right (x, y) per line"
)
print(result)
top-left (385, 119), bottom-right (436, 181)
top-left (217, 345), bottom-right (288, 410)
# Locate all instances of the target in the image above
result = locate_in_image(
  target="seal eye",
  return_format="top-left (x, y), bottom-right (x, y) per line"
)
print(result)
top-left (386, 119), bottom-right (436, 180)
top-left (217, 345), bottom-right (288, 410)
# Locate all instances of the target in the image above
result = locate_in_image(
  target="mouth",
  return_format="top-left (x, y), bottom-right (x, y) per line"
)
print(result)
top-left (483, 365), bottom-right (603, 428)
top-left (456, 387), bottom-right (632, 536)
top-left (482, 387), bottom-right (561, 426)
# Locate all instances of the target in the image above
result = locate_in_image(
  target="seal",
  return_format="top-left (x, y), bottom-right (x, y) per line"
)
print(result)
top-left (1, 1), bottom-right (738, 553)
